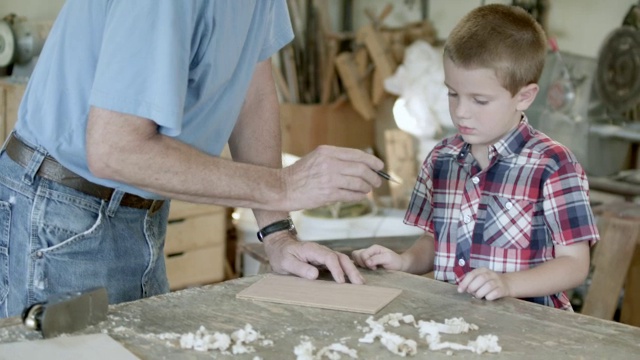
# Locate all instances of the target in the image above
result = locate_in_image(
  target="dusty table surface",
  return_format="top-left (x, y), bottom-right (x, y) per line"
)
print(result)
top-left (1, 271), bottom-right (639, 359)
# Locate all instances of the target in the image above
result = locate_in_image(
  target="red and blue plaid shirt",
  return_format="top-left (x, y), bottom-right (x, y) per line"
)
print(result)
top-left (404, 117), bottom-right (599, 310)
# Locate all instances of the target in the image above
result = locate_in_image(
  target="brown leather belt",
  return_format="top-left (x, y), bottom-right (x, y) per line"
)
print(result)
top-left (5, 134), bottom-right (164, 211)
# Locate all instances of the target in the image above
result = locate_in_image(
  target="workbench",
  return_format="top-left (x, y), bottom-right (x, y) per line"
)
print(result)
top-left (0, 271), bottom-right (638, 359)
top-left (244, 231), bottom-right (640, 328)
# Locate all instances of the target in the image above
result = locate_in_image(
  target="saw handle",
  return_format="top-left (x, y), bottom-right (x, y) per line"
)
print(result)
top-left (21, 303), bottom-right (45, 331)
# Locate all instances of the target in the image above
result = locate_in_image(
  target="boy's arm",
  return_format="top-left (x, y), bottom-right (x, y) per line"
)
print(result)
top-left (400, 233), bottom-right (436, 274)
top-left (502, 241), bottom-right (590, 298)
top-left (351, 233), bottom-right (435, 275)
top-left (458, 241), bottom-right (590, 300)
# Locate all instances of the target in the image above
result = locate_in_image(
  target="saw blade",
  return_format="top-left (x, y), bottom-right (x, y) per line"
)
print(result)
top-left (595, 26), bottom-right (640, 114)
top-left (0, 20), bottom-right (16, 67)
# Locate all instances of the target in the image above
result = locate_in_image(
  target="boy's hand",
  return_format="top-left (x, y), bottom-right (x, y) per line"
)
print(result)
top-left (457, 267), bottom-right (512, 301)
top-left (351, 245), bottom-right (405, 271)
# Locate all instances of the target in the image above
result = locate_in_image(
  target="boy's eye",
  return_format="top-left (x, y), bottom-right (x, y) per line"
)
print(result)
top-left (474, 98), bottom-right (488, 105)
top-left (447, 92), bottom-right (458, 97)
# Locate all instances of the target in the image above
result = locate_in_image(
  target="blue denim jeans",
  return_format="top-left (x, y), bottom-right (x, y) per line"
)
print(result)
top-left (0, 137), bottom-right (170, 318)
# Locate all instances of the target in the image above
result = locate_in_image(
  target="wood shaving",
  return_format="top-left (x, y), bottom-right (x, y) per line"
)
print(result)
top-left (429, 334), bottom-right (502, 354)
top-left (294, 340), bottom-right (358, 359)
top-left (419, 317), bottom-right (479, 334)
top-left (359, 313), bottom-right (501, 356)
top-left (178, 324), bottom-right (271, 355)
top-left (123, 313), bottom-right (500, 357)
top-left (379, 333), bottom-right (418, 357)
top-left (358, 316), bottom-right (417, 357)
top-left (376, 313), bottom-right (417, 327)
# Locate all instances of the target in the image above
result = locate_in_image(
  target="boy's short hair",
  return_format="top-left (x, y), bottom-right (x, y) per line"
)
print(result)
top-left (443, 4), bottom-right (547, 96)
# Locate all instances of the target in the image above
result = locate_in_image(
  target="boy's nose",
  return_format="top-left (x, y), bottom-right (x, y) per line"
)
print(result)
top-left (453, 100), bottom-right (470, 119)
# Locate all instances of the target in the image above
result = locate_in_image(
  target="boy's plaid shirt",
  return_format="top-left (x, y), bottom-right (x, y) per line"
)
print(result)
top-left (404, 117), bottom-right (599, 310)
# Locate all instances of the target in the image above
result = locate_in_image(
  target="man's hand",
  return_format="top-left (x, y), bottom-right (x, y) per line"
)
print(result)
top-left (457, 267), bottom-right (512, 301)
top-left (281, 146), bottom-right (384, 211)
top-left (263, 232), bottom-right (365, 285)
top-left (351, 245), bottom-right (405, 271)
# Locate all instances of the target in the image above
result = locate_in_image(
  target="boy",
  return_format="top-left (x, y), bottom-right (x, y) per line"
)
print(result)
top-left (352, 4), bottom-right (599, 310)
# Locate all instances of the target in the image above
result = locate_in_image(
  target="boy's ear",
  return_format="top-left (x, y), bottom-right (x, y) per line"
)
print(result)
top-left (515, 83), bottom-right (539, 111)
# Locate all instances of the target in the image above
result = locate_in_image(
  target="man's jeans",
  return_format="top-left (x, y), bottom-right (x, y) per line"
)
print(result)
top-left (0, 142), bottom-right (170, 318)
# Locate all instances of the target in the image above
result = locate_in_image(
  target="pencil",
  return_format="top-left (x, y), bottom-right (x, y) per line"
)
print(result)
top-left (375, 169), bottom-right (402, 184)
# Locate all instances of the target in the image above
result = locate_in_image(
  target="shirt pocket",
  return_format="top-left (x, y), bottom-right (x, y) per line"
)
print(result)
top-left (483, 195), bottom-right (534, 249)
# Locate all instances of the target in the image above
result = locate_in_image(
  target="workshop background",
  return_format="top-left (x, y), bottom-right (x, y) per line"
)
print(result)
top-left (1, 0), bottom-right (639, 328)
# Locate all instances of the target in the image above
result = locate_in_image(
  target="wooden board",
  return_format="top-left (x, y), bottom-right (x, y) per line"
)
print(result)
top-left (0, 333), bottom-right (138, 360)
top-left (236, 274), bottom-right (401, 314)
top-left (334, 52), bottom-right (376, 120)
top-left (0, 79), bottom-right (27, 142)
top-left (582, 216), bottom-right (640, 320)
top-left (621, 244), bottom-right (640, 326)
top-left (359, 24), bottom-right (397, 106)
top-left (384, 129), bottom-right (417, 209)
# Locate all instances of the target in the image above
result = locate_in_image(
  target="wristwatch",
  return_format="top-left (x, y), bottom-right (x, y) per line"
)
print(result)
top-left (256, 217), bottom-right (297, 242)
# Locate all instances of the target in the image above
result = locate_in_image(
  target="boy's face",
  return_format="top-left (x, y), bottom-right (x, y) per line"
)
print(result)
top-left (443, 57), bottom-right (536, 149)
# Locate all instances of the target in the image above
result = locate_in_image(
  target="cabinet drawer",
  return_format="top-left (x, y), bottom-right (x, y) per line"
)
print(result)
top-left (168, 200), bottom-right (224, 221)
top-left (165, 245), bottom-right (225, 290)
top-left (165, 212), bottom-right (225, 254)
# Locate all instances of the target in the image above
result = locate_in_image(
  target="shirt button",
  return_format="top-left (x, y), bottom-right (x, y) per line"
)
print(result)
top-left (472, 177), bottom-right (479, 184)
top-left (464, 215), bottom-right (471, 223)
top-left (36, 251), bottom-right (43, 258)
top-left (458, 258), bottom-right (466, 266)
top-left (505, 202), bottom-right (513, 210)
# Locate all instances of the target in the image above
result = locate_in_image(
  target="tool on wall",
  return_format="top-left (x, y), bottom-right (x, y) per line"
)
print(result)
top-left (586, 2), bottom-right (640, 182)
top-left (0, 13), bottom-right (49, 81)
top-left (534, 2), bottom-right (640, 179)
top-left (546, 37), bottom-right (576, 114)
top-left (595, 15), bottom-right (640, 120)
top-left (532, 37), bottom-right (599, 174)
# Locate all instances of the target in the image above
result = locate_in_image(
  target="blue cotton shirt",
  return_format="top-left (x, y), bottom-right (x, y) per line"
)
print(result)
top-left (15, 0), bottom-right (294, 199)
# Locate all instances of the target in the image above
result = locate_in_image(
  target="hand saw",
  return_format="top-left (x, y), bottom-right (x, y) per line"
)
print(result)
top-left (21, 287), bottom-right (108, 338)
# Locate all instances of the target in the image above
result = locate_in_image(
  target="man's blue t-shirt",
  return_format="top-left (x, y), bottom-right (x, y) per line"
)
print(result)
top-left (15, 0), bottom-right (294, 199)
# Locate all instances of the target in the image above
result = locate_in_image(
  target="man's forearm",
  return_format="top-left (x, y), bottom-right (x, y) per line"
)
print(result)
top-left (87, 118), bottom-right (285, 209)
top-left (227, 59), bottom-right (290, 229)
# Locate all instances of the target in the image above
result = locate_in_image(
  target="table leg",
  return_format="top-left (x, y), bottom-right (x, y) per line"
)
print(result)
top-left (621, 244), bottom-right (640, 326)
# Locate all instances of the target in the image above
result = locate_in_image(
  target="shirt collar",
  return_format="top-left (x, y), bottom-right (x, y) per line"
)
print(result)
top-left (448, 114), bottom-right (533, 161)
top-left (493, 114), bottom-right (533, 158)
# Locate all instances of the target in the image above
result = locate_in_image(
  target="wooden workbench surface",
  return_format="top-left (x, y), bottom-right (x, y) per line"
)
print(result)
top-left (0, 271), bottom-right (639, 359)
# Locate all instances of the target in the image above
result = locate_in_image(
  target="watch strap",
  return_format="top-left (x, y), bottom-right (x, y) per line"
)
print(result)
top-left (256, 217), bottom-right (296, 242)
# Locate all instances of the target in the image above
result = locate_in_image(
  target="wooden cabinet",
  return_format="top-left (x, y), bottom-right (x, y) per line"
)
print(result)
top-left (0, 78), bottom-right (27, 142)
top-left (164, 200), bottom-right (228, 290)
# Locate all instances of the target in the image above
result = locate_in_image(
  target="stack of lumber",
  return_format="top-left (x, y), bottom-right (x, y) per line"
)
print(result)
top-left (274, 1), bottom-right (438, 120)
